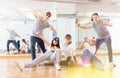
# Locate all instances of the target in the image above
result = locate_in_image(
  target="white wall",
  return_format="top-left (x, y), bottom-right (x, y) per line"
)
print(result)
top-left (56, 17), bottom-right (76, 49)
top-left (108, 17), bottom-right (120, 51)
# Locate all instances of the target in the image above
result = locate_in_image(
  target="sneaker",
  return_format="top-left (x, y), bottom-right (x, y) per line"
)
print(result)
top-left (15, 62), bottom-right (24, 72)
top-left (104, 62), bottom-right (116, 71)
top-left (80, 63), bottom-right (91, 68)
top-left (55, 64), bottom-right (61, 71)
top-left (110, 62), bottom-right (116, 67)
top-left (84, 63), bottom-right (91, 68)
top-left (10, 51), bottom-right (14, 55)
top-left (6, 52), bottom-right (10, 55)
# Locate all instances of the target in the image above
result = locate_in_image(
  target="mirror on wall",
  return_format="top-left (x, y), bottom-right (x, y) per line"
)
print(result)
top-left (0, 0), bottom-right (120, 56)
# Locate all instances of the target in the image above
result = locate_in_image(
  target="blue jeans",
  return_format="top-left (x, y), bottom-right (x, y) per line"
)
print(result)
top-left (7, 40), bottom-right (20, 52)
top-left (95, 35), bottom-right (113, 62)
top-left (81, 49), bottom-right (104, 69)
top-left (30, 36), bottom-right (46, 60)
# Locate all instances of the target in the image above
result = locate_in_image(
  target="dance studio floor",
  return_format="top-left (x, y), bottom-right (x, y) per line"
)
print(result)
top-left (0, 53), bottom-right (120, 78)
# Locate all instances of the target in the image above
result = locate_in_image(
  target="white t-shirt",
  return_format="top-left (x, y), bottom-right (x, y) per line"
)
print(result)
top-left (62, 43), bottom-right (73, 58)
top-left (84, 43), bottom-right (96, 54)
top-left (20, 42), bottom-right (27, 52)
top-left (47, 46), bottom-right (60, 52)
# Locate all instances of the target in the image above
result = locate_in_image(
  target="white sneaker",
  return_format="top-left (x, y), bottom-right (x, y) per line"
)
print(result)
top-left (104, 62), bottom-right (116, 71)
top-left (10, 51), bottom-right (14, 55)
top-left (55, 64), bottom-right (61, 71)
top-left (84, 63), bottom-right (91, 68)
top-left (6, 52), bottom-right (10, 55)
top-left (80, 63), bottom-right (91, 68)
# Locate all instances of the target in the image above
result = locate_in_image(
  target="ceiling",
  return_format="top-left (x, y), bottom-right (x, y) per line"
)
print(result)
top-left (36, 0), bottom-right (120, 5)
top-left (0, 0), bottom-right (120, 21)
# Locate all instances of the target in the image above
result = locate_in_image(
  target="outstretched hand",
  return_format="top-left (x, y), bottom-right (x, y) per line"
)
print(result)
top-left (83, 36), bottom-right (88, 42)
top-left (76, 22), bottom-right (81, 27)
top-left (36, 32), bottom-right (50, 46)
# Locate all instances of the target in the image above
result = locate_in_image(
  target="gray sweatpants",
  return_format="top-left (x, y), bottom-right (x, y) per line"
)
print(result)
top-left (24, 49), bottom-right (61, 68)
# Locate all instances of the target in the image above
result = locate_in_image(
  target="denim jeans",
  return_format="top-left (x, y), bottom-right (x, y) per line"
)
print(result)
top-left (7, 40), bottom-right (20, 52)
top-left (95, 35), bottom-right (113, 62)
top-left (81, 49), bottom-right (104, 69)
top-left (30, 36), bottom-right (46, 60)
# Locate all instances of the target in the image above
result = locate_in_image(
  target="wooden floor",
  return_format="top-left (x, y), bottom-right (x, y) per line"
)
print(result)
top-left (0, 54), bottom-right (120, 78)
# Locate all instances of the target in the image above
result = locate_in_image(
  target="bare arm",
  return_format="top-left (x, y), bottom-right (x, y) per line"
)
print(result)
top-left (49, 26), bottom-right (56, 32)
top-left (15, 32), bottom-right (20, 38)
top-left (103, 20), bottom-right (112, 27)
top-left (76, 23), bottom-right (93, 29)
top-left (79, 37), bottom-right (88, 49)
top-left (16, 34), bottom-right (20, 38)
top-left (36, 32), bottom-right (50, 46)
top-left (31, 9), bottom-right (42, 20)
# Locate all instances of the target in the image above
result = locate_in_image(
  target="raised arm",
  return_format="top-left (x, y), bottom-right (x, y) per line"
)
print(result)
top-left (79, 37), bottom-right (88, 49)
top-left (14, 31), bottom-right (20, 38)
top-left (31, 9), bottom-right (42, 20)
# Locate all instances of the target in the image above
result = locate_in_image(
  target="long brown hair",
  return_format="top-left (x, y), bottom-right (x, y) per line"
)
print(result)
top-left (51, 37), bottom-right (60, 49)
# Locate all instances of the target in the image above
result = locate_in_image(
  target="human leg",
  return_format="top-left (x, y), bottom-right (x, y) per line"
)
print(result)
top-left (104, 36), bottom-right (113, 62)
top-left (7, 40), bottom-right (11, 52)
top-left (81, 49), bottom-right (92, 64)
top-left (91, 54), bottom-right (104, 69)
top-left (30, 36), bottom-right (37, 60)
top-left (37, 38), bottom-right (46, 53)
top-left (104, 35), bottom-right (115, 71)
top-left (60, 56), bottom-right (71, 66)
top-left (95, 39), bottom-right (104, 54)
top-left (80, 49), bottom-right (93, 67)
top-left (24, 51), bottom-right (52, 68)
top-left (50, 49), bottom-right (61, 70)
top-left (12, 40), bottom-right (20, 52)
top-left (15, 51), bottom-right (52, 71)
top-left (36, 43), bottom-right (41, 53)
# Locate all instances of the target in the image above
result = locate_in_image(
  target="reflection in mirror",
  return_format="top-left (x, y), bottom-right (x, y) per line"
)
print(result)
top-left (0, 7), bottom-right (57, 56)
top-left (0, 1), bottom-right (120, 56)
